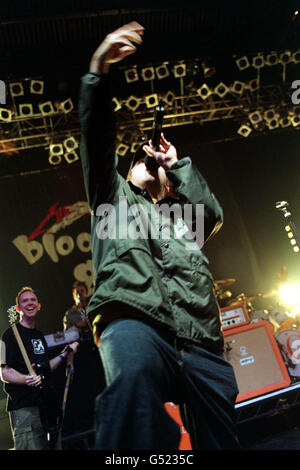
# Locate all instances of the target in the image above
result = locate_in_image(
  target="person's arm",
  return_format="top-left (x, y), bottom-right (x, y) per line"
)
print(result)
top-left (0, 365), bottom-right (42, 387)
top-left (49, 341), bottom-right (79, 372)
top-left (79, 22), bottom-right (144, 211)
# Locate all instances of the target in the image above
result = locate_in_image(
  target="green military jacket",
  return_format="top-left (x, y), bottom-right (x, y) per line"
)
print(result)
top-left (79, 73), bottom-right (225, 352)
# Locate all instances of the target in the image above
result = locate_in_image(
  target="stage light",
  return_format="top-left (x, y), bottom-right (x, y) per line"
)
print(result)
top-left (230, 81), bottom-right (245, 95)
top-left (59, 98), bottom-right (73, 114)
top-left (19, 104), bottom-right (34, 117)
top-left (173, 63), bottom-right (186, 78)
top-left (163, 91), bottom-right (175, 106)
top-left (237, 124), bottom-right (252, 137)
top-left (236, 56), bottom-right (250, 71)
top-left (116, 143), bottom-right (129, 156)
top-left (49, 154), bottom-right (62, 165)
top-left (291, 115), bottom-right (300, 126)
top-left (214, 82), bottom-right (229, 98)
top-left (9, 82), bottom-right (24, 97)
top-left (0, 108), bottom-right (12, 121)
top-left (125, 95), bottom-right (141, 112)
top-left (112, 97), bottom-right (122, 112)
top-left (248, 111), bottom-right (262, 125)
top-left (155, 64), bottom-right (169, 79)
top-left (197, 84), bottom-right (212, 100)
top-left (201, 60), bottom-right (216, 78)
top-left (247, 78), bottom-right (259, 92)
top-left (141, 67), bottom-right (155, 81)
top-left (264, 109), bottom-right (277, 121)
top-left (130, 142), bottom-right (140, 153)
top-left (266, 118), bottom-right (279, 129)
top-left (63, 136), bottom-right (78, 152)
top-left (49, 143), bottom-right (63, 156)
top-left (279, 50), bottom-right (292, 65)
top-left (39, 101), bottom-right (55, 115)
top-left (64, 151), bottom-right (79, 164)
top-left (293, 50), bottom-right (300, 63)
top-left (265, 51), bottom-right (279, 66)
top-left (124, 68), bottom-right (139, 83)
top-left (252, 55), bottom-right (264, 68)
top-left (279, 283), bottom-right (300, 306)
top-left (145, 93), bottom-right (159, 108)
top-left (30, 80), bottom-right (44, 95)
top-left (279, 116), bottom-right (291, 127)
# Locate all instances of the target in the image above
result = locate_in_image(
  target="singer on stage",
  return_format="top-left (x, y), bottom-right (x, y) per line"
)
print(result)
top-left (79, 21), bottom-right (240, 450)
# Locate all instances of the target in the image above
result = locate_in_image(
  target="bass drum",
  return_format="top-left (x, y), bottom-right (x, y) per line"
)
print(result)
top-left (275, 328), bottom-right (300, 377)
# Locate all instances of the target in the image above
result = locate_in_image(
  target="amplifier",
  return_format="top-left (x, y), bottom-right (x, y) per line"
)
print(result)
top-left (224, 320), bottom-right (291, 402)
top-left (221, 303), bottom-right (250, 330)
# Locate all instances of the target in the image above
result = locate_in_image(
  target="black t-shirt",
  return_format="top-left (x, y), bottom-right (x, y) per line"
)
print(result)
top-left (1, 323), bottom-right (50, 411)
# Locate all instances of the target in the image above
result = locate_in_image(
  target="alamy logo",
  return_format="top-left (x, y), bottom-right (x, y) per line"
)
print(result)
top-left (291, 80), bottom-right (300, 104)
top-left (0, 80), bottom-right (6, 104)
top-left (95, 196), bottom-right (205, 250)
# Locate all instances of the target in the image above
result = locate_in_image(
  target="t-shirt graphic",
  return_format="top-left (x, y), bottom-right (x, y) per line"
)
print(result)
top-left (31, 339), bottom-right (45, 355)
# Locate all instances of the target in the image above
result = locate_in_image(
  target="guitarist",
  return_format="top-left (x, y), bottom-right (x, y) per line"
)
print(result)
top-left (0, 286), bottom-right (78, 450)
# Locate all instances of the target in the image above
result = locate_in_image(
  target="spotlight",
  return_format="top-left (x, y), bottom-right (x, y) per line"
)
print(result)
top-left (155, 64), bottom-right (169, 79)
top-left (293, 49), bottom-right (300, 63)
top-left (266, 118), bottom-right (279, 129)
top-left (230, 81), bottom-right (245, 95)
top-left (197, 84), bottom-right (212, 100)
top-left (163, 91), bottom-right (175, 106)
top-left (279, 283), bottom-right (300, 306)
top-left (125, 95), bottom-right (141, 112)
top-left (49, 154), bottom-right (62, 165)
top-left (237, 124), bottom-right (252, 137)
top-left (59, 98), bottom-right (73, 114)
top-left (214, 82), bottom-right (229, 98)
top-left (173, 63), bottom-right (186, 78)
top-left (279, 116), bottom-right (291, 127)
top-left (30, 80), bottom-right (44, 95)
top-left (252, 55), bottom-right (264, 68)
top-left (9, 82), bottom-right (24, 97)
top-left (49, 143), bottom-right (63, 156)
top-left (64, 151), bottom-right (79, 164)
top-left (236, 56), bottom-right (250, 71)
top-left (19, 104), bottom-right (34, 117)
top-left (63, 136), bottom-right (78, 152)
top-left (124, 68), bottom-right (139, 83)
top-left (145, 93), bottom-right (159, 108)
top-left (264, 109), bottom-right (277, 121)
top-left (141, 67), bottom-right (155, 81)
top-left (39, 101), bottom-right (55, 116)
top-left (130, 142), bottom-right (140, 153)
top-left (0, 107), bottom-right (12, 121)
top-left (201, 60), bottom-right (216, 78)
top-left (112, 97), bottom-right (122, 112)
top-left (291, 115), bottom-right (300, 126)
top-left (247, 78), bottom-right (259, 92)
top-left (248, 111), bottom-right (262, 125)
top-left (265, 51), bottom-right (279, 66)
top-left (116, 143), bottom-right (129, 156)
top-left (279, 50), bottom-right (292, 65)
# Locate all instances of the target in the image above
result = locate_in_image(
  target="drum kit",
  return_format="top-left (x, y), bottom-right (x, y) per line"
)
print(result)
top-left (215, 276), bottom-right (300, 378)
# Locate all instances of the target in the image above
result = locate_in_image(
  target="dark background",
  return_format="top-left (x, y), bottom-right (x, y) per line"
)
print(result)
top-left (1, 0), bottom-right (300, 449)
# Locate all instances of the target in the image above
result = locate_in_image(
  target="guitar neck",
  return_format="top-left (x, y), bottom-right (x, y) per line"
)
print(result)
top-left (11, 324), bottom-right (36, 376)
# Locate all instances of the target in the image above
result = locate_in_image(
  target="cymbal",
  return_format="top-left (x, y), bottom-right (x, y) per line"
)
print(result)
top-left (214, 278), bottom-right (236, 290)
top-left (227, 293), bottom-right (261, 305)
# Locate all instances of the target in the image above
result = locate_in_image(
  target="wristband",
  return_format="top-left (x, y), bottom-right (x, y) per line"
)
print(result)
top-left (59, 353), bottom-right (66, 362)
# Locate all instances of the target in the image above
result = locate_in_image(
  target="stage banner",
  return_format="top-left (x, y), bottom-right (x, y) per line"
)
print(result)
top-left (0, 163), bottom-right (92, 338)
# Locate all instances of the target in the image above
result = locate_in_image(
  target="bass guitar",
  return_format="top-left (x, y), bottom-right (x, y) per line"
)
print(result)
top-left (7, 305), bottom-right (62, 448)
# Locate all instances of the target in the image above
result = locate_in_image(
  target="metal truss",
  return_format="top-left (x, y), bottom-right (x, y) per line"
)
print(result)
top-left (0, 82), bottom-right (292, 155)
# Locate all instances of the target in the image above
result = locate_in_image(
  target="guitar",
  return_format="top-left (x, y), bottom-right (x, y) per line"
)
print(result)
top-left (7, 305), bottom-right (62, 448)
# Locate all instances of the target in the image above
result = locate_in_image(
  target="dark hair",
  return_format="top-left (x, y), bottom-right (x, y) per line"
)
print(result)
top-left (72, 281), bottom-right (88, 293)
top-left (16, 286), bottom-right (37, 306)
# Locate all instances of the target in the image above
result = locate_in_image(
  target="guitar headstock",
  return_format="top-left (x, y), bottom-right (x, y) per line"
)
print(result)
top-left (7, 305), bottom-right (20, 325)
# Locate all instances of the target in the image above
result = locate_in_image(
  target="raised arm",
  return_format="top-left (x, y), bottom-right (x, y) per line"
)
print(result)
top-left (79, 22), bottom-right (144, 211)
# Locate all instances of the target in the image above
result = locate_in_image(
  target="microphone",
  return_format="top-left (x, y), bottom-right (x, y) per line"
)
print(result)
top-left (144, 100), bottom-right (165, 172)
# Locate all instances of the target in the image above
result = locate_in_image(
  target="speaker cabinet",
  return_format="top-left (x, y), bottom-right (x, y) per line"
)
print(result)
top-left (224, 320), bottom-right (291, 402)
